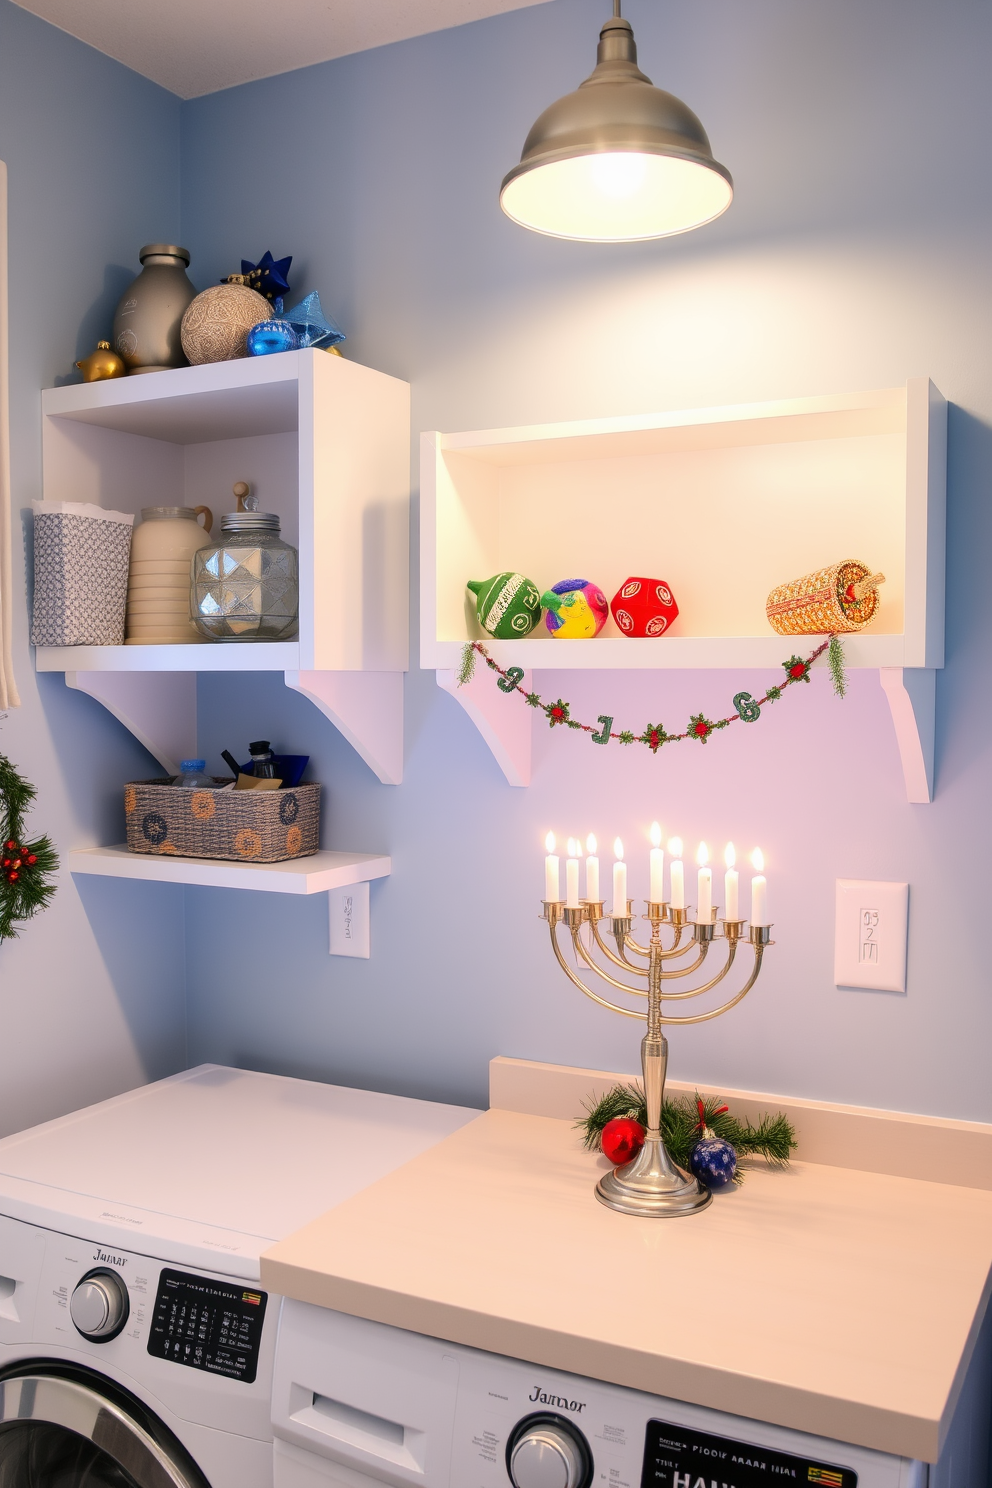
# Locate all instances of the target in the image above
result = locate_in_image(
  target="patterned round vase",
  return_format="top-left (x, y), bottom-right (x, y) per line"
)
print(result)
top-left (181, 283), bottom-right (272, 365)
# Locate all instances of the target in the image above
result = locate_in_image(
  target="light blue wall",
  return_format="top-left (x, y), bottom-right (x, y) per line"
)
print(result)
top-left (179, 0), bottom-right (992, 1119)
top-left (6, 0), bottom-right (992, 1130)
top-left (0, 0), bottom-right (188, 1134)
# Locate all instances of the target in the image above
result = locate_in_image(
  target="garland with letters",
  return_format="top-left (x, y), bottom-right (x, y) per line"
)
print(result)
top-left (0, 752), bottom-right (58, 941)
top-left (457, 635), bottom-right (847, 752)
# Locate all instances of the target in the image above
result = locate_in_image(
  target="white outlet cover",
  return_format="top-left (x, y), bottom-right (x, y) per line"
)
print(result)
top-left (329, 881), bottom-right (370, 959)
top-left (834, 880), bottom-right (909, 992)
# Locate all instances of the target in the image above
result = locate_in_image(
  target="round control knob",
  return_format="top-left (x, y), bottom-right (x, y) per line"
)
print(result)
top-left (508, 1419), bottom-right (589, 1488)
top-left (70, 1269), bottom-right (129, 1341)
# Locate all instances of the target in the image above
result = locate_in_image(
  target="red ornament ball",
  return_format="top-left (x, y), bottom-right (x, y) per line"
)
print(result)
top-left (600, 1116), bottom-right (646, 1166)
top-left (790, 663), bottom-right (807, 679)
top-left (610, 577), bottom-right (679, 638)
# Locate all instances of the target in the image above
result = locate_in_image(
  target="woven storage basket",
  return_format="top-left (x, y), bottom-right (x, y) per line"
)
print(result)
top-left (765, 559), bottom-right (883, 636)
top-left (32, 502), bottom-right (134, 646)
top-left (124, 779), bottom-right (319, 862)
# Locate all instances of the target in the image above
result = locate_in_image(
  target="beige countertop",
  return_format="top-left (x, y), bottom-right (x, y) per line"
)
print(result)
top-left (261, 1099), bottom-right (992, 1463)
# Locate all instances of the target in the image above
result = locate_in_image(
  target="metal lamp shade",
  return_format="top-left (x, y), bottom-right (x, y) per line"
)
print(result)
top-left (500, 15), bottom-right (733, 243)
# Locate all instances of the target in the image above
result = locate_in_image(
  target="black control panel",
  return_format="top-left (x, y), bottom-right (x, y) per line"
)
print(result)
top-left (641, 1419), bottom-right (858, 1487)
top-left (146, 1268), bottom-right (267, 1384)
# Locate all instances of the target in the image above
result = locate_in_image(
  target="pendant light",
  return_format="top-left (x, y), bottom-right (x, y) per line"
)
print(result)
top-left (500, 2), bottom-right (732, 243)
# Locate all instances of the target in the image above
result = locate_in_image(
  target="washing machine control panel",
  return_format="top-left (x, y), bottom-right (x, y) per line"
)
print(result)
top-left (146, 1267), bottom-right (268, 1383)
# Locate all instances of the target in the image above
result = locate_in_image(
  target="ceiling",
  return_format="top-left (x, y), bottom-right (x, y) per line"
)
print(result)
top-left (10, 0), bottom-right (552, 99)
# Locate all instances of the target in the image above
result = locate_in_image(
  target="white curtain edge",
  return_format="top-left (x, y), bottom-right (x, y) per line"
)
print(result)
top-left (0, 160), bottom-right (19, 709)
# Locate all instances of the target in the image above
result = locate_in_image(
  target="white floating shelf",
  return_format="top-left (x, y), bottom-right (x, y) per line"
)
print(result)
top-left (422, 380), bottom-right (946, 799)
top-left (36, 643), bottom-right (300, 672)
top-left (39, 350), bottom-right (410, 784)
top-left (67, 845), bottom-right (391, 895)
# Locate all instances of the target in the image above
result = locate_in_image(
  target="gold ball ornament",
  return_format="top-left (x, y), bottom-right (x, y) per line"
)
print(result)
top-left (180, 281), bottom-right (272, 365)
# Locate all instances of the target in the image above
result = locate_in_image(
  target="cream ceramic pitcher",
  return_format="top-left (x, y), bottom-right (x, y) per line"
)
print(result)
top-left (125, 505), bottom-right (212, 644)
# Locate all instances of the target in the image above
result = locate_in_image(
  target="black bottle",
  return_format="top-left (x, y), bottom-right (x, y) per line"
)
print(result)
top-left (248, 740), bottom-right (276, 778)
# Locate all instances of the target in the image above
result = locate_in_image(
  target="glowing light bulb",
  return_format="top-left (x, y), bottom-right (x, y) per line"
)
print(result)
top-left (590, 151), bottom-right (649, 200)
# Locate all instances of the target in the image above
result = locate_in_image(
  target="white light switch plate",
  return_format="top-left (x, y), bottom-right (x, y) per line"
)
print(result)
top-left (834, 880), bottom-right (908, 992)
top-left (329, 881), bottom-right (370, 958)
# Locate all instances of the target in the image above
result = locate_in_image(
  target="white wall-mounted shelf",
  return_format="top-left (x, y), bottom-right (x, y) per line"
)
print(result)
top-left (68, 845), bottom-right (390, 895)
top-left (421, 379), bottom-right (946, 800)
top-left (39, 350), bottom-right (410, 784)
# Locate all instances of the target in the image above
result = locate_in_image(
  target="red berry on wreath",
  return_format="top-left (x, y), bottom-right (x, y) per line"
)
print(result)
top-left (601, 1116), bottom-right (645, 1166)
top-left (789, 663), bottom-right (807, 679)
top-left (8, 872), bottom-right (18, 882)
top-left (6, 840), bottom-right (15, 849)
top-left (26, 855), bottom-right (36, 865)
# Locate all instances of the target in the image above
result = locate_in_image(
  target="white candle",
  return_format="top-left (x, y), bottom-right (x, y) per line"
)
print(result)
top-left (544, 832), bottom-right (560, 903)
top-left (649, 821), bottom-right (664, 903)
top-left (668, 837), bottom-right (684, 909)
top-left (566, 839), bottom-right (580, 908)
top-left (585, 834), bottom-right (599, 903)
top-left (612, 838), bottom-right (627, 917)
top-left (750, 847), bottom-right (768, 925)
top-left (696, 842), bottom-right (712, 922)
top-left (724, 842), bottom-right (739, 922)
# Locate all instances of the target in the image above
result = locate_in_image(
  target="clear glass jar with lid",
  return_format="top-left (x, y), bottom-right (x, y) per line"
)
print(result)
top-left (190, 510), bottom-right (299, 641)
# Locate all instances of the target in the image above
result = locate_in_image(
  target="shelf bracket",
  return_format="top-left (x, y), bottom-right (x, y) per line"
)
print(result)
top-left (879, 667), bottom-right (935, 804)
top-left (436, 666), bottom-right (532, 787)
top-left (65, 671), bottom-right (195, 778)
top-left (284, 671), bottom-right (404, 786)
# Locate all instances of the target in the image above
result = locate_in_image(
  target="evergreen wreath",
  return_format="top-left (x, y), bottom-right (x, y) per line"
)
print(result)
top-left (0, 752), bottom-right (58, 941)
top-left (458, 635), bottom-right (848, 752)
top-left (578, 1082), bottom-right (797, 1185)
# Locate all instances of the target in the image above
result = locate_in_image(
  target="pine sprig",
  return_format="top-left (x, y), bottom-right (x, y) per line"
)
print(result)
top-left (577, 1082), bottom-right (797, 1184)
top-left (0, 753), bottom-right (58, 941)
top-left (457, 642), bottom-right (477, 686)
top-left (828, 634), bottom-right (848, 699)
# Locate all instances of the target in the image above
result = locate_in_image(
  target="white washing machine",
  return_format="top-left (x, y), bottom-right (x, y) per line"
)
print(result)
top-left (270, 1299), bottom-right (992, 1488)
top-left (0, 1064), bottom-right (478, 1488)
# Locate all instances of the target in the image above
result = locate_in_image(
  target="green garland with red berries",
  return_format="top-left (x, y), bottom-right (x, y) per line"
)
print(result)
top-left (457, 634), bottom-right (847, 752)
top-left (0, 752), bottom-right (58, 941)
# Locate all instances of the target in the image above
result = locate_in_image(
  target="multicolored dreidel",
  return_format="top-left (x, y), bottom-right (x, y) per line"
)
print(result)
top-left (541, 579), bottom-right (609, 638)
top-left (610, 576), bottom-right (679, 637)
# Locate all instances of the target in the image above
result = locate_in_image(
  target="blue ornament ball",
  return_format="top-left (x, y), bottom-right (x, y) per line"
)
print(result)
top-left (247, 319), bottom-right (299, 357)
top-left (689, 1135), bottom-right (738, 1191)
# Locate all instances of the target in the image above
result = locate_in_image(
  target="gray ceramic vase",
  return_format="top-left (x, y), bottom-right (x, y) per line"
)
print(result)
top-left (112, 244), bottom-right (197, 374)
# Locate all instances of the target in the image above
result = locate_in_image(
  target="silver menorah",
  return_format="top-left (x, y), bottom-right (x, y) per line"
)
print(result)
top-left (543, 896), bottom-right (772, 1216)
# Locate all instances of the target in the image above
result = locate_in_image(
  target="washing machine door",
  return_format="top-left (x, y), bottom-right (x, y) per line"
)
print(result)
top-left (0, 1364), bottom-right (208, 1488)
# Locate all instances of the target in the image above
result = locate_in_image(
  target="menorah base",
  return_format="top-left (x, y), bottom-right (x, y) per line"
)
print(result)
top-left (595, 1134), bottom-right (712, 1218)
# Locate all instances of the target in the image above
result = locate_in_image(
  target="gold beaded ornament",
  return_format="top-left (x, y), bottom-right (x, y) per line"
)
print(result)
top-left (766, 559), bottom-right (885, 636)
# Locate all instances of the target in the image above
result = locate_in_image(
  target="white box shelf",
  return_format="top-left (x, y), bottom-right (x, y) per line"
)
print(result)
top-left (422, 380), bottom-right (946, 798)
top-left (39, 350), bottom-right (410, 785)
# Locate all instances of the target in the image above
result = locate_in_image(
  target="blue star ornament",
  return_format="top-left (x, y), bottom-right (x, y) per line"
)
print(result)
top-left (285, 291), bottom-right (346, 349)
top-left (241, 250), bottom-right (292, 301)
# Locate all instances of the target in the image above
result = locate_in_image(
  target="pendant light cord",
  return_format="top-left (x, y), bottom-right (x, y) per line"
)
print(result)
top-left (613, 0), bottom-right (621, 14)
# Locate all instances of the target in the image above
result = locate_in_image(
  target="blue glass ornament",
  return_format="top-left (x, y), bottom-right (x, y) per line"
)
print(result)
top-left (240, 250), bottom-right (293, 301)
top-left (285, 291), bottom-right (346, 350)
top-left (247, 319), bottom-right (299, 357)
top-left (689, 1133), bottom-right (738, 1191)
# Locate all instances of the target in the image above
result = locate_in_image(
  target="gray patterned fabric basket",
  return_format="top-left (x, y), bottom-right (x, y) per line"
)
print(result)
top-left (124, 779), bottom-right (320, 863)
top-left (32, 502), bottom-right (134, 646)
